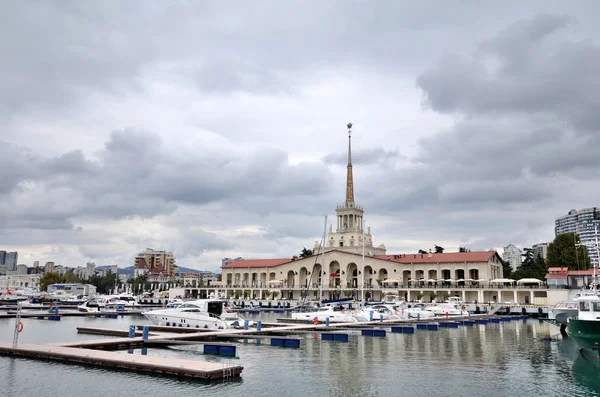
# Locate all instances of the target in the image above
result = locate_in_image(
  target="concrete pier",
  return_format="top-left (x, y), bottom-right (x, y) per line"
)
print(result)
top-left (0, 342), bottom-right (242, 379)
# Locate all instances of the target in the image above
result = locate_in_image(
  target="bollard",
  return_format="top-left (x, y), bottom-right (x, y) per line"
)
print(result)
top-left (408, 312), bottom-right (411, 319)
top-left (417, 313), bottom-right (420, 320)
top-left (142, 325), bottom-right (150, 340)
top-left (257, 320), bottom-right (262, 331)
top-left (128, 325), bottom-right (136, 338)
top-left (141, 348), bottom-right (148, 356)
top-left (326, 317), bottom-right (330, 327)
top-left (380, 314), bottom-right (383, 323)
top-left (369, 311), bottom-right (374, 321)
top-left (244, 320), bottom-right (249, 330)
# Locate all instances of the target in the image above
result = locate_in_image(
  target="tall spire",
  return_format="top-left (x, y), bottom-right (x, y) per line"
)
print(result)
top-left (346, 122), bottom-right (354, 203)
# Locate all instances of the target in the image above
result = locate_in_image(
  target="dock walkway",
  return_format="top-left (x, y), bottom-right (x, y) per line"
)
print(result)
top-left (0, 341), bottom-right (242, 379)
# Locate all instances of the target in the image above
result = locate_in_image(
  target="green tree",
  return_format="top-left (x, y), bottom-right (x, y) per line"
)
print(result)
top-left (434, 245), bottom-right (445, 253)
top-left (40, 272), bottom-right (65, 291)
top-left (459, 247), bottom-right (471, 252)
top-left (64, 270), bottom-right (80, 283)
top-left (547, 233), bottom-right (591, 270)
top-left (511, 250), bottom-right (547, 281)
top-left (418, 249), bottom-right (427, 254)
top-left (299, 247), bottom-right (313, 258)
top-left (500, 258), bottom-right (512, 278)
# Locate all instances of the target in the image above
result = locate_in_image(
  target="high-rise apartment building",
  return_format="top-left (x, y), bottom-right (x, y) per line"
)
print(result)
top-left (134, 248), bottom-right (177, 276)
top-left (531, 243), bottom-right (549, 260)
top-left (555, 208), bottom-right (600, 265)
top-left (44, 261), bottom-right (55, 274)
top-left (502, 244), bottom-right (522, 270)
top-left (0, 251), bottom-right (6, 265)
top-left (4, 252), bottom-right (18, 271)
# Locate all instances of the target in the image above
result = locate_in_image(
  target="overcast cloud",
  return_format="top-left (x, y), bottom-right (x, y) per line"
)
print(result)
top-left (1, 1), bottom-right (600, 270)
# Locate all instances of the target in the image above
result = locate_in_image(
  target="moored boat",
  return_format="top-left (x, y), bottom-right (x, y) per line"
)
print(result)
top-left (566, 293), bottom-right (600, 349)
top-left (142, 299), bottom-right (247, 329)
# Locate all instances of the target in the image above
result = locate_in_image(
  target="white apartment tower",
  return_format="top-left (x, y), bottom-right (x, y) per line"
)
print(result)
top-left (555, 208), bottom-right (600, 265)
top-left (502, 244), bottom-right (522, 270)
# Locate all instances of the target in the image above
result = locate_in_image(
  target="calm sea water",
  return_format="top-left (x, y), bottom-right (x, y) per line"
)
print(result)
top-left (0, 312), bottom-right (599, 397)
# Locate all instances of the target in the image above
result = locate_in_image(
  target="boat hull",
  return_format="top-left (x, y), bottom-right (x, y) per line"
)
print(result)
top-left (567, 318), bottom-right (600, 349)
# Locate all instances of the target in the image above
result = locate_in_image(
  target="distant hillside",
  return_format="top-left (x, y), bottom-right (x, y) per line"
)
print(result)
top-left (96, 265), bottom-right (218, 277)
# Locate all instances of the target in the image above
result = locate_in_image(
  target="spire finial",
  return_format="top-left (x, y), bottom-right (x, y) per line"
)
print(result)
top-left (345, 122), bottom-right (354, 203)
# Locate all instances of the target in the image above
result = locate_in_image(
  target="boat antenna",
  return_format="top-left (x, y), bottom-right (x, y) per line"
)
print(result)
top-left (302, 215), bottom-right (328, 306)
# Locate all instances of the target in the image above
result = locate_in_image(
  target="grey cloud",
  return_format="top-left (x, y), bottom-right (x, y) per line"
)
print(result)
top-left (323, 148), bottom-right (405, 166)
top-left (417, 14), bottom-right (600, 131)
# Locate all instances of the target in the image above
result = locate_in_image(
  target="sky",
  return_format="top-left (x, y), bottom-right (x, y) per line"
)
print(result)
top-left (2, 1), bottom-right (600, 271)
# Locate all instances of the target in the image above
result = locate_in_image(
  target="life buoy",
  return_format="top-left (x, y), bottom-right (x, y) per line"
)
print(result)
top-left (17, 321), bottom-right (24, 333)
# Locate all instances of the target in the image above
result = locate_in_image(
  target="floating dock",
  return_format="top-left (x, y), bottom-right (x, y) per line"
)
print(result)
top-left (0, 341), bottom-right (242, 379)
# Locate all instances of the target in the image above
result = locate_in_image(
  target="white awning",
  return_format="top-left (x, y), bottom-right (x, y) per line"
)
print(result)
top-left (268, 280), bottom-right (283, 284)
top-left (426, 279), bottom-right (437, 282)
top-left (382, 279), bottom-right (401, 284)
top-left (517, 278), bottom-right (543, 284)
top-left (490, 278), bottom-right (515, 283)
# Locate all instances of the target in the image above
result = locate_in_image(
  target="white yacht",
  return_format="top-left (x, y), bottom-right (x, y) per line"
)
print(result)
top-left (291, 304), bottom-right (358, 323)
top-left (142, 299), bottom-right (248, 329)
top-left (105, 294), bottom-right (138, 307)
top-left (77, 297), bottom-right (107, 312)
top-left (354, 304), bottom-right (401, 322)
top-left (424, 302), bottom-right (469, 316)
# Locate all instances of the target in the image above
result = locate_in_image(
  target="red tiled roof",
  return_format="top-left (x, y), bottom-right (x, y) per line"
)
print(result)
top-left (222, 258), bottom-right (292, 269)
top-left (184, 274), bottom-right (199, 278)
top-left (545, 274), bottom-right (567, 279)
top-left (567, 269), bottom-right (596, 276)
top-left (135, 258), bottom-right (149, 269)
top-left (548, 267), bottom-right (568, 272)
top-left (374, 251), bottom-right (498, 264)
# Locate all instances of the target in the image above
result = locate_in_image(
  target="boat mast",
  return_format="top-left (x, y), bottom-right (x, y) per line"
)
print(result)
top-left (361, 219), bottom-right (365, 304)
top-left (319, 215), bottom-right (327, 303)
top-left (594, 223), bottom-right (599, 292)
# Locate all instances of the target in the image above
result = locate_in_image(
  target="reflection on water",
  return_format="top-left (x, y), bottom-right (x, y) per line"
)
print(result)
top-left (0, 314), bottom-right (599, 396)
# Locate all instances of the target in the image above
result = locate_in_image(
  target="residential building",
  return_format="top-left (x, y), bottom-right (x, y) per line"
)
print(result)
top-left (44, 261), bottom-right (55, 274)
top-left (555, 208), bottom-right (600, 265)
top-left (15, 264), bottom-right (27, 275)
top-left (53, 265), bottom-right (67, 277)
top-left (0, 251), bottom-right (5, 265)
top-left (134, 248), bottom-right (177, 277)
top-left (86, 262), bottom-right (96, 279)
top-left (502, 244), bottom-right (522, 270)
top-left (545, 267), bottom-right (597, 289)
top-left (531, 243), bottom-right (549, 260)
top-left (4, 252), bottom-right (18, 271)
top-left (222, 257), bottom-right (243, 267)
top-left (0, 274), bottom-right (41, 290)
top-left (74, 266), bottom-right (87, 280)
top-left (33, 260), bottom-right (39, 268)
top-left (100, 265), bottom-right (118, 276)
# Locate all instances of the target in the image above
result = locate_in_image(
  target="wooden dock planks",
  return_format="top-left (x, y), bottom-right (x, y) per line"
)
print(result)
top-left (0, 342), bottom-right (242, 379)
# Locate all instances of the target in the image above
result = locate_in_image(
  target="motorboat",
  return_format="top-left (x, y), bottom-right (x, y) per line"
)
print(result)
top-left (547, 300), bottom-right (579, 326)
top-left (106, 294), bottom-right (138, 307)
top-left (291, 304), bottom-right (358, 323)
top-left (0, 288), bottom-right (29, 304)
top-left (354, 304), bottom-right (401, 322)
top-left (77, 297), bottom-right (107, 312)
top-left (142, 299), bottom-right (247, 329)
top-left (165, 298), bottom-right (184, 309)
top-left (424, 302), bottom-right (469, 317)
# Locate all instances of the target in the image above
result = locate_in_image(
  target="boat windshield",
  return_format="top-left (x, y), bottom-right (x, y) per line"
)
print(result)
top-left (179, 303), bottom-right (202, 309)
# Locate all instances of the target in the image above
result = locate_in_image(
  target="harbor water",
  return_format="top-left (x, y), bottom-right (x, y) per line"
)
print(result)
top-left (0, 312), bottom-right (599, 396)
